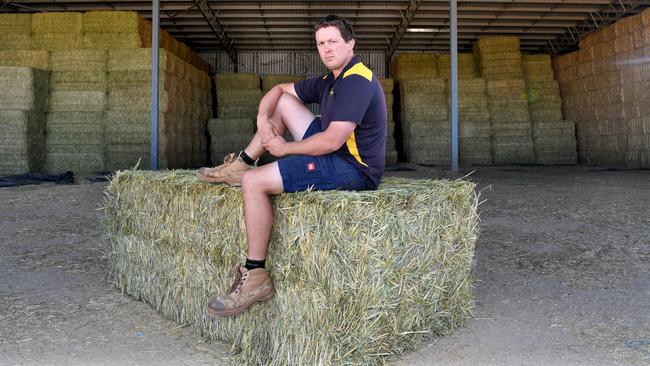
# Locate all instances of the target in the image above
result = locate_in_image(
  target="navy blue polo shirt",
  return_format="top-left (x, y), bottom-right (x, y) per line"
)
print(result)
top-left (294, 55), bottom-right (387, 188)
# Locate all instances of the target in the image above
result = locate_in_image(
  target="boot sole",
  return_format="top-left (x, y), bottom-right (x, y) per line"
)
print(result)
top-left (196, 171), bottom-right (242, 186)
top-left (207, 289), bottom-right (275, 317)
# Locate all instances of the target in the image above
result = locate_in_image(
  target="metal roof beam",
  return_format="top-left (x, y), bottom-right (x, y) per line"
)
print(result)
top-left (192, 0), bottom-right (237, 64)
top-left (386, 0), bottom-right (423, 60)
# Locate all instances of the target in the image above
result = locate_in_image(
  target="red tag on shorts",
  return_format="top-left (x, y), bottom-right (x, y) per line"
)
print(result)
top-left (307, 163), bottom-right (316, 171)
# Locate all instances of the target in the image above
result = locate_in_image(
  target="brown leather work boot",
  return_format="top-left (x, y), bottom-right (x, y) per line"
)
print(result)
top-left (207, 265), bottom-right (275, 317)
top-left (196, 152), bottom-right (253, 186)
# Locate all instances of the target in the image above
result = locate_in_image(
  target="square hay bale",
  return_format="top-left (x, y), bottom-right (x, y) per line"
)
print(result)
top-left (108, 48), bottom-right (175, 72)
top-left (50, 71), bottom-right (107, 92)
top-left (378, 77), bottom-right (394, 94)
top-left (0, 50), bottom-right (49, 70)
top-left (217, 90), bottom-right (263, 106)
top-left (50, 49), bottom-right (107, 72)
top-left (0, 13), bottom-right (31, 34)
top-left (83, 32), bottom-right (143, 49)
top-left (215, 72), bottom-right (261, 91)
top-left (0, 34), bottom-right (31, 51)
top-left (82, 11), bottom-right (141, 33)
top-left (45, 152), bottom-right (105, 174)
top-left (30, 33), bottom-right (82, 51)
top-left (261, 74), bottom-right (305, 94)
top-left (217, 105), bottom-right (259, 119)
top-left (0, 110), bottom-right (45, 175)
top-left (31, 12), bottom-right (82, 34)
top-left (49, 90), bottom-right (106, 112)
top-left (104, 171), bottom-right (478, 364)
top-left (476, 37), bottom-right (520, 53)
top-left (0, 66), bottom-right (49, 111)
top-left (437, 53), bottom-right (477, 80)
top-left (391, 53), bottom-right (438, 80)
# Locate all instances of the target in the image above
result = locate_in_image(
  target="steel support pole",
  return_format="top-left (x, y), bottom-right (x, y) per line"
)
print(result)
top-left (450, 0), bottom-right (459, 172)
top-left (150, 0), bottom-right (160, 170)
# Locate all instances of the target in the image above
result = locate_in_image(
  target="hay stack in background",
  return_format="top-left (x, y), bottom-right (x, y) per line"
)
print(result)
top-left (450, 78), bottom-right (492, 165)
top-left (106, 48), bottom-right (211, 171)
top-left (379, 78), bottom-right (398, 166)
top-left (45, 50), bottom-right (107, 174)
top-left (82, 11), bottom-right (143, 49)
top-left (523, 54), bottom-right (576, 165)
top-left (390, 52), bottom-right (438, 81)
top-left (31, 12), bottom-right (83, 50)
top-left (437, 53), bottom-right (477, 80)
top-left (0, 67), bottom-right (48, 175)
top-left (261, 74), bottom-right (305, 94)
top-left (0, 14), bottom-right (31, 50)
top-left (211, 73), bottom-right (261, 164)
top-left (474, 37), bottom-right (523, 80)
top-left (399, 78), bottom-right (450, 165)
top-left (105, 170), bottom-right (478, 365)
top-left (0, 50), bottom-right (50, 70)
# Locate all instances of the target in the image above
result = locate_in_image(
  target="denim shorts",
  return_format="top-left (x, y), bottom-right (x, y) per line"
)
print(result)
top-left (277, 118), bottom-right (371, 193)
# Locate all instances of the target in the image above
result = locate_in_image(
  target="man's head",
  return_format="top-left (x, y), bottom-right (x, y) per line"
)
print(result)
top-left (314, 15), bottom-right (356, 73)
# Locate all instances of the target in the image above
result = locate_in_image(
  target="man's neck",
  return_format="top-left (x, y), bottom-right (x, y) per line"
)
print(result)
top-left (332, 53), bottom-right (355, 78)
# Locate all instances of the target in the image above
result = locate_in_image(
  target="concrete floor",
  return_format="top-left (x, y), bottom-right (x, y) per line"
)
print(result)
top-left (1, 166), bottom-right (649, 365)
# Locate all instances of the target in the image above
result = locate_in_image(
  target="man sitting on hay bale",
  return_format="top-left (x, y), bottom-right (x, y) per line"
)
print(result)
top-left (197, 15), bottom-right (387, 317)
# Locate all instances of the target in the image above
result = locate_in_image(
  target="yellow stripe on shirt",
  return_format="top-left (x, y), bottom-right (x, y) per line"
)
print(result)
top-left (343, 62), bottom-right (373, 82)
top-left (346, 131), bottom-right (368, 167)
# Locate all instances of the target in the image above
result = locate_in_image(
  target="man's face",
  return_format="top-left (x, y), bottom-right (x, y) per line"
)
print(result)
top-left (315, 26), bottom-right (355, 72)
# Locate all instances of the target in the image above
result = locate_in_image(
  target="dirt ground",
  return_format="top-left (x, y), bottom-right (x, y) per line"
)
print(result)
top-left (1, 166), bottom-right (649, 365)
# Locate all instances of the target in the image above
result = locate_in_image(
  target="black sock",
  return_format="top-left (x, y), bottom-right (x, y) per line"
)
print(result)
top-left (244, 258), bottom-right (266, 270)
top-left (239, 150), bottom-right (256, 165)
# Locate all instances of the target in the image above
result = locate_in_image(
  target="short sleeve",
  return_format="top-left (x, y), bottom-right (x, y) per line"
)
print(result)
top-left (294, 76), bottom-right (324, 104)
top-left (329, 75), bottom-right (373, 125)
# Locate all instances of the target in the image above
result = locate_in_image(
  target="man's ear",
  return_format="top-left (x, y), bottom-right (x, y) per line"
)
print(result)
top-left (347, 38), bottom-right (356, 50)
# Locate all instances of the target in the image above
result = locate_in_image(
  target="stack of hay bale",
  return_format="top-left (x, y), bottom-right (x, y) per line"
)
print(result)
top-left (209, 73), bottom-right (261, 165)
top-left (0, 13), bottom-right (31, 50)
top-left (522, 54), bottom-right (576, 165)
top-left (392, 53), bottom-right (450, 165)
top-left (45, 50), bottom-right (107, 173)
top-left (451, 78), bottom-right (493, 165)
top-left (106, 49), bottom-right (209, 170)
top-left (476, 37), bottom-right (535, 165)
top-left (0, 67), bottom-right (48, 175)
top-left (437, 53), bottom-right (477, 80)
top-left (553, 8), bottom-right (650, 168)
top-left (82, 11), bottom-right (144, 50)
top-left (31, 12), bottom-right (83, 50)
top-left (379, 78), bottom-right (398, 166)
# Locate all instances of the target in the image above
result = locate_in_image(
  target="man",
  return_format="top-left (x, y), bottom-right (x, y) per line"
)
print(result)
top-left (197, 15), bottom-right (387, 317)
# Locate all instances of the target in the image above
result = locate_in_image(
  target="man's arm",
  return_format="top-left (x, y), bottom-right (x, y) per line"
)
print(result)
top-left (264, 121), bottom-right (356, 157)
top-left (257, 83), bottom-right (299, 141)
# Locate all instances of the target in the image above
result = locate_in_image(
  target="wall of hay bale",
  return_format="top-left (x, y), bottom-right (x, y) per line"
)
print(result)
top-left (553, 8), bottom-right (650, 168)
top-left (0, 11), bottom-right (212, 174)
top-left (391, 41), bottom-right (577, 167)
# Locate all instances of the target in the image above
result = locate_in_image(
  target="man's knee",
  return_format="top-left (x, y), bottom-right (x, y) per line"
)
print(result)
top-left (241, 170), bottom-right (271, 195)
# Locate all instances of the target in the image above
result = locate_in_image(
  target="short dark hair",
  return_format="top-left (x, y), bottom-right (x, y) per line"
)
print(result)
top-left (314, 15), bottom-right (355, 42)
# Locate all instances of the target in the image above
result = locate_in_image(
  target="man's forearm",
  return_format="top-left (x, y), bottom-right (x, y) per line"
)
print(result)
top-left (256, 85), bottom-right (284, 129)
top-left (283, 132), bottom-right (340, 156)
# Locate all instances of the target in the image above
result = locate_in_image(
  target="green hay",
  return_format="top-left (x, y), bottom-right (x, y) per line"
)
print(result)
top-left (106, 110), bottom-right (150, 126)
top-left (476, 37), bottom-right (520, 52)
top-left (218, 105), bottom-right (259, 119)
top-left (49, 90), bottom-right (106, 112)
top-left (83, 32), bottom-right (143, 49)
top-left (0, 110), bottom-right (45, 174)
top-left (0, 50), bottom-right (49, 70)
top-left (104, 170), bottom-right (478, 364)
top-left (207, 118), bottom-right (256, 136)
top-left (215, 73), bottom-right (260, 91)
top-left (0, 66), bottom-right (48, 111)
top-left (50, 50), bottom-right (107, 72)
top-left (45, 152), bottom-right (104, 174)
top-left (107, 88), bottom-right (171, 112)
top-left (30, 33), bottom-right (82, 51)
top-left (46, 111), bottom-right (105, 127)
top-left (480, 67), bottom-right (523, 80)
top-left (529, 108), bottom-right (563, 122)
top-left (480, 52), bottom-right (522, 63)
top-left (0, 13), bottom-right (31, 34)
top-left (107, 71), bottom-right (175, 91)
top-left (82, 11), bottom-right (141, 33)
top-left (217, 90), bottom-right (263, 106)
top-left (261, 74), bottom-right (305, 94)
top-left (31, 12), bottom-right (82, 34)
top-left (0, 34), bottom-right (30, 51)
top-left (108, 48), bottom-right (174, 72)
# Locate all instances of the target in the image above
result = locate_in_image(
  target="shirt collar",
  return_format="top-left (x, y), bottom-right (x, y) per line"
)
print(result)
top-left (329, 54), bottom-right (361, 80)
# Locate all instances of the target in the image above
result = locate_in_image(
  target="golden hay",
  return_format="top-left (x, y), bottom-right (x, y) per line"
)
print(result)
top-left (82, 11), bottom-right (141, 33)
top-left (31, 12), bottom-right (82, 34)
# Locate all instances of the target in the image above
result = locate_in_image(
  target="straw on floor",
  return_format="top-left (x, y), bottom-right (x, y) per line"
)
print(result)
top-left (104, 170), bottom-right (479, 365)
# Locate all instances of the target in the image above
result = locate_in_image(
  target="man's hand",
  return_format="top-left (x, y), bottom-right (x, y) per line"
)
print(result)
top-left (258, 117), bottom-right (277, 144)
top-left (263, 133), bottom-right (288, 157)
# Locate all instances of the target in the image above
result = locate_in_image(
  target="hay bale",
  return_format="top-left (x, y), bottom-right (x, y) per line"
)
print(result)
top-left (82, 11), bottom-right (141, 33)
top-left (476, 37), bottom-right (520, 52)
top-left (0, 34), bottom-right (31, 51)
top-left (104, 170), bottom-right (478, 365)
top-left (31, 12), bottom-right (82, 33)
top-left (0, 13), bottom-right (31, 33)
top-left (30, 33), bottom-right (83, 51)
top-left (50, 49), bottom-right (108, 71)
top-left (437, 54), bottom-right (476, 80)
top-left (83, 32), bottom-right (143, 49)
top-left (0, 110), bottom-right (45, 175)
top-left (50, 71), bottom-right (107, 92)
top-left (215, 73), bottom-right (260, 90)
top-left (379, 78), bottom-right (394, 93)
top-left (48, 90), bottom-right (106, 112)
top-left (0, 66), bottom-right (49, 111)
top-left (262, 74), bottom-right (305, 94)
top-left (217, 90), bottom-right (263, 106)
top-left (391, 53), bottom-right (438, 80)
top-left (0, 50), bottom-right (49, 70)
